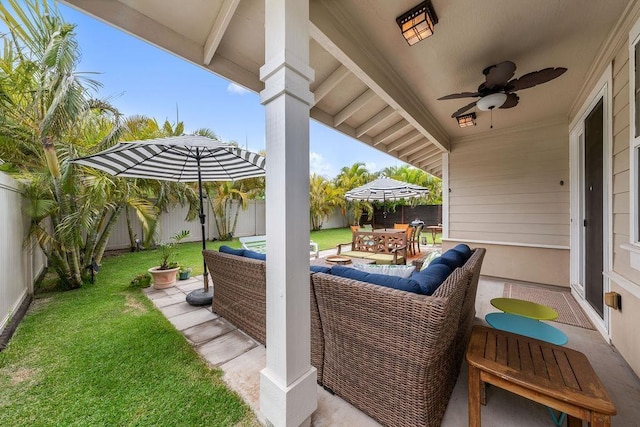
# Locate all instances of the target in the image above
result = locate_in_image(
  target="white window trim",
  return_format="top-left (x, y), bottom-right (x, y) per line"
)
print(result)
top-left (629, 19), bottom-right (640, 253)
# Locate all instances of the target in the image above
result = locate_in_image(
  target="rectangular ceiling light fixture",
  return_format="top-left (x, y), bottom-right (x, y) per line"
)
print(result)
top-left (396, 1), bottom-right (438, 46)
top-left (456, 112), bottom-right (476, 128)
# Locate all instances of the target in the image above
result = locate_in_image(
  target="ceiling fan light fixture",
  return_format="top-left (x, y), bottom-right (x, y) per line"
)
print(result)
top-left (396, 1), bottom-right (438, 46)
top-left (456, 112), bottom-right (476, 128)
top-left (476, 93), bottom-right (508, 111)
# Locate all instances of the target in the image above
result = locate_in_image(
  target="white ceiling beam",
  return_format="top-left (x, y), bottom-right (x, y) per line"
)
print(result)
top-left (427, 164), bottom-right (443, 175)
top-left (420, 156), bottom-right (443, 170)
top-left (333, 89), bottom-right (376, 126)
top-left (203, 0), bottom-right (241, 65)
top-left (385, 129), bottom-right (421, 152)
top-left (356, 106), bottom-right (395, 137)
top-left (397, 142), bottom-right (425, 158)
top-left (372, 120), bottom-right (411, 146)
top-left (310, 2), bottom-right (450, 152)
top-left (311, 107), bottom-right (374, 146)
top-left (314, 65), bottom-right (350, 105)
top-left (408, 148), bottom-right (441, 164)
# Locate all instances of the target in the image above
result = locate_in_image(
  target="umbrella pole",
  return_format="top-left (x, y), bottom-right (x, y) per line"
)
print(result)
top-left (198, 171), bottom-right (209, 293)
top-left (186, 151), bottom-right (213, 306)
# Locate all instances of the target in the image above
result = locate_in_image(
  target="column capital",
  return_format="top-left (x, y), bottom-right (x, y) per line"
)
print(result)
top-left (260, 50), bottom-right (315, 106)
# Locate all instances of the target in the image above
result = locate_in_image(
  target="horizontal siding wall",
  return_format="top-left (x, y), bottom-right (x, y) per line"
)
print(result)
top-left (449, 121), bottom-right (570, 247)
top-left (0, 173), bottom-right (45, 334)
top-left (609, 37), bottom-right (640, 377)
top-left (447, 120), bottom-right (570, 286)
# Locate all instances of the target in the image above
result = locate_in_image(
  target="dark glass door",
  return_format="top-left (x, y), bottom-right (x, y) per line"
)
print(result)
top-left (584, 98), bottom-right (604, 318)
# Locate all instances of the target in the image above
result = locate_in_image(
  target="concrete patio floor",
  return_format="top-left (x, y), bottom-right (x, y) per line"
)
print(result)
top-left (143, 256), bottom-right (640, 426)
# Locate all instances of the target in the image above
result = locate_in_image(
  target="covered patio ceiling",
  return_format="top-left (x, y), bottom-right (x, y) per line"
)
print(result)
top-left (62, 0), bottom-right (631, 178)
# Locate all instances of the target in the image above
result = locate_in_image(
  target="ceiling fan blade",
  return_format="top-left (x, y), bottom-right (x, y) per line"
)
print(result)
top-left (437, 91), bottom-right (481, 100)
top-left (507, 67), bottom-right (567, 92)
top-left (499, 93), bottom-right (519, 109)
top-left (483, 61), bottom-right (516, 89)
top-left (451, 101), bottom-right (477, 118)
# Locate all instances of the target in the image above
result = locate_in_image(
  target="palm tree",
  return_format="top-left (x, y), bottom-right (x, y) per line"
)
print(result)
top-left (334, 162), bottom-right (374, 225)
top-left (206, 181), bottom-right (251, 240)
top-left (0, 0), bottom-right (156, 287)
top-left (310, 174), bottom-right (343, 231)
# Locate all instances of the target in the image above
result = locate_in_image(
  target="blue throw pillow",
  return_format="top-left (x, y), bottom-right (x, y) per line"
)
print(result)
top-left (244, 250), bottom-right (267, 261)
top-left (451, 244), bottom-right (472, 261)
top-left (310, 265), bottom-right (330, 274)
top-left (410, 264), bottom-right (452, 295)
top-left (219, 245), bottom-right (245, 257)
top-left (330, 265), bottom-right (421, 294)
top-left (437, 250), bottom-right (465, 269)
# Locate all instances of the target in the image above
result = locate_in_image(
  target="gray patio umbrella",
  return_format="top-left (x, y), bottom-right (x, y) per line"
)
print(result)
top-left (345, 177), bottom-right (429, 227)
top-left (345, 177), bottom-right (429, 202)
top-left (72, 135), bottom-right (266, 305)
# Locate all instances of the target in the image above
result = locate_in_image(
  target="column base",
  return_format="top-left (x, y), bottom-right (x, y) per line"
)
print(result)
top-left (260, 366), bottom-right (317, 427)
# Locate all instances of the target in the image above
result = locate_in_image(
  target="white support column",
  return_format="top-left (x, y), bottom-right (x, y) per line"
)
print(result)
top-left (259, 1), bottom-right (317, 426)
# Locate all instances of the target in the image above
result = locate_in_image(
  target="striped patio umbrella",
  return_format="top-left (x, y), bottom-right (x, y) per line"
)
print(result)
top-left (345, 177), bottom-right (429, 201)
top-left (72, 135), bottom-right (266, 305)
top-left (345, 177), bottom-right (429, 228)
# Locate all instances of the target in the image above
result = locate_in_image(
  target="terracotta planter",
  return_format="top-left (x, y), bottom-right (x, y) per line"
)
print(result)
top-left (148, 266), bottom-right (180, 289)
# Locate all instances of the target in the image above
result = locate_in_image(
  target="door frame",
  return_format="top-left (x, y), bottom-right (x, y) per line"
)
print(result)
top-left (569, 65), bottom-right (612, 338)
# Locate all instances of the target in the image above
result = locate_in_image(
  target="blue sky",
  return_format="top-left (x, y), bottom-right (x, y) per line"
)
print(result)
top-left (54, 3), bottom-right (408, 179)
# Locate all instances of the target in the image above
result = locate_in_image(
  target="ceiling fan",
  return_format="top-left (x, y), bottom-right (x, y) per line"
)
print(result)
top-left (438, 60), bottom-right (567, 122)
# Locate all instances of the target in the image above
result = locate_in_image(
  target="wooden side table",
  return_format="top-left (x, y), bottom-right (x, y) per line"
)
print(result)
top-left (466, 325), bottom-right (616, 427)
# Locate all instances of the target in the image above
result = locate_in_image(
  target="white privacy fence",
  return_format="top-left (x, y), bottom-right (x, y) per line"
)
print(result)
top-left (106, 199), bottom-right (347, 250)
top-left (0, 173), bottom-right (46, 334)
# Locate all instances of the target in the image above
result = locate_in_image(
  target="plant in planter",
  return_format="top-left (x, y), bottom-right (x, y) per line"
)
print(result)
top-left (178, 264), bottom-right (192, 280)
top-left (148, 230), bottom-right (190, 289)
top-left (130, 272), bottom-right (152, 288)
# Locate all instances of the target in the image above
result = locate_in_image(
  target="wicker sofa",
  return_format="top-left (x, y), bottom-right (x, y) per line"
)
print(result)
top-left (311, 247), bottom-right (485, 427)
top-left (203, 246), bottom-right (485, 426)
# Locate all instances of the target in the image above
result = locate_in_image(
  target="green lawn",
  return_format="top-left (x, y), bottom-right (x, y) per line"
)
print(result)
top-left (0, 239), bottom-right (257, 427)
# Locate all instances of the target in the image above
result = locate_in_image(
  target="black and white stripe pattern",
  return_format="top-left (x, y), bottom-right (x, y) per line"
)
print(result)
top-left (72, 136), bottom-right (266, 182)
top-left (345, 177), bottom-right (429, 201)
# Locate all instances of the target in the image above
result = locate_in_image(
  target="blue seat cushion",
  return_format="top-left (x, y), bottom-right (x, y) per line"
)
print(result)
top-left (244, 249), bottom-right (267, 261)
top-left (451, 244), bottom-right (472, 261)
top-left (330, 265), bottom-right (421, 294)
top-left (410, 264), bottom-right (452, 295)
top-left (219, 245), bottom-right (245, 257)
top-left (310, 265), bottom-right (331, 274)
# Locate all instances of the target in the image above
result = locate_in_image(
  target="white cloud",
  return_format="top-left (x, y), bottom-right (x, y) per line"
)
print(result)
top-left (364, 162), bottom-right (377, 173)
top-left (310, 152), bottom-right (333, 178)
top-left (227, 83), bottom-right (250, 95)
